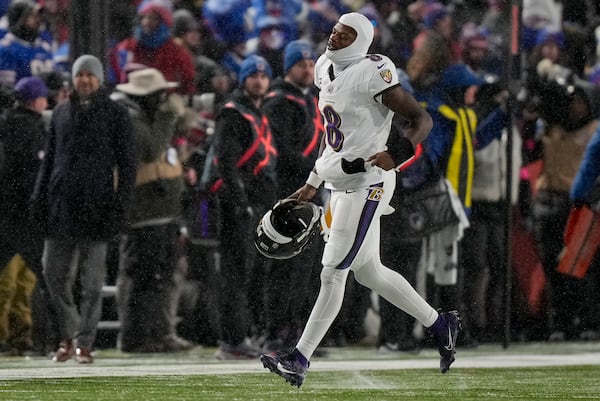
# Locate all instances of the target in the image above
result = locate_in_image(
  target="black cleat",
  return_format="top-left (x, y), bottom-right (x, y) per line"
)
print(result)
top-left (260, 351), bottom-right (308, 388)
top-left (430, 310), bottom-right (461, 373)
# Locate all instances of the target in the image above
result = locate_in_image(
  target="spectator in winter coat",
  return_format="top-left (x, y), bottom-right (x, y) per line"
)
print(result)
top-left (0, 0), bottom-right (54, 86)
top-left (113, 67), bottom-right (193, 353)
top-left (111, 0), bottom-right (195, 96)
top-left (203, 55), bottom-right (278, 359)
top-left (31, 55), bottom-right (136, 364)
top-left (0, 76), bottom-right (48, 355)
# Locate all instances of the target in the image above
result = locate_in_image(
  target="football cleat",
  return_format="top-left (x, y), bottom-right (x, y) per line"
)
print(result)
top-left (260, 351), bottom-right (308, 388)
top-left (429, 310), bottom-right (461, 373)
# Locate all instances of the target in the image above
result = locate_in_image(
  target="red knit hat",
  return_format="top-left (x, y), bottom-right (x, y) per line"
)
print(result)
top-left (138, 0), bottom-right (173, 27)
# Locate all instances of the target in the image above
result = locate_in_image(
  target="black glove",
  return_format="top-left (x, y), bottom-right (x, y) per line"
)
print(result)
top-left (341, 158), bottom-right (366, 174)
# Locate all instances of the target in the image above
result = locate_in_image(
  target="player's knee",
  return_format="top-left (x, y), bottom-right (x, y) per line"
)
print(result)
top-left (320, 265), bottom-right (348, 287)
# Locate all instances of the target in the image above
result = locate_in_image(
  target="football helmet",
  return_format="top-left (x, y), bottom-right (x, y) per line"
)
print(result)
top-left (254, 198), bottom-right (321, 259)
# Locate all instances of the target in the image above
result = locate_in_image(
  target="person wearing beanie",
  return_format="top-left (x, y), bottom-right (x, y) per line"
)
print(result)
top-left (138, 0), bottom-right (174, 27)
top-left (422, 2), bottom-right (449, 30)
top-left (0, 75), bottom-right (48, 356)
top-left (259, 40), bottom-right (323, 353)
top-left (172, 8), bottom-right (199, 40)
top-left (237, 54), bottom-right (272, 87)
top-left (203, 53), bottom-right (277, 360)
top-left (260, 12), bottom-right (461, 388)
top-left (14, 75), bottom-right (48, 104)
top-left (0, 1), bottom-right (54, 86)
top-left (254, 15), bottom-right (288, 78)
top-left (282, 40), bottom-right (316, 76)
top-left (71, 55), bottom-right (104, 86)
top-left (6, 0), bottom-right (39, 41)
top-left (202, 0), bottom-right (249, 82)
top-left (31, 51), bottom-right (136, 364)
top-left (170, 8), bottom-right (227, 96)
top-left (110, 0), bottom-right (195, 95)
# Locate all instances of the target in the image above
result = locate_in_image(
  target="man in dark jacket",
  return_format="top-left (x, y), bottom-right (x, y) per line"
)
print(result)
top-left (205, 54), bottom-right (278, 359)
top-left (31, 54), bottom-right (136, 364)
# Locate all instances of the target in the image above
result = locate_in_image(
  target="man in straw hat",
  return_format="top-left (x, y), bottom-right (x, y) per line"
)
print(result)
top-left (113, 67), bottom-right (193, 353)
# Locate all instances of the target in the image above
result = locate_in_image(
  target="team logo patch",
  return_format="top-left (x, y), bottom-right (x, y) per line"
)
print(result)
top-left (367, 187), bottom-right (384, 201)
top-left (257, 62), bottom-right (266, 72)
top-left (379, 69), bottom-right (392, 83)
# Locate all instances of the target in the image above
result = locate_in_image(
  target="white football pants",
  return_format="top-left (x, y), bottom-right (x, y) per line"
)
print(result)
top-left (296, 170), bottom-right (438, 359)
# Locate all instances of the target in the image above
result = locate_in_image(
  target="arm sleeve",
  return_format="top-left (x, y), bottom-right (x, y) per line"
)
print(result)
top-left (214, 110), bottom-right (250, 206)
top-left (475, 108), bottom-right (507, 150)
top-left (32, 110), bottom-right (56, 206)
top-left (113, 106), bottom-right (137, 210)
top-left (425, 109), bottom-right (452, 167)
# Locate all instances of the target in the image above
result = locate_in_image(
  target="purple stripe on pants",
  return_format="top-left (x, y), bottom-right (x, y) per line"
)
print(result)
top-left (336, 183), bottom-right (383, 270)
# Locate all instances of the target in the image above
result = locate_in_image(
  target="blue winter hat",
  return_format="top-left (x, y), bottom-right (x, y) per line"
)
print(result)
top-left (283, 40), bottom-right (316, 74)
top-left (14, 76), bottom-right (48, 102)
top-left (422, 3), bottom-right (448, 29)
top-left (238, 55), bottom-right (272, 86)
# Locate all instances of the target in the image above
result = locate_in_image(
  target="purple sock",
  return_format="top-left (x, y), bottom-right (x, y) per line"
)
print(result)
top-left (429, 313), bottom-right (446, 333)
top-left (292, 348), bottom-right (308, 368)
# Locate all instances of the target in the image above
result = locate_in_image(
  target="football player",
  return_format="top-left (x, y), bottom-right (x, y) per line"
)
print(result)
top-left (260, 12), bottom-right (461, 388)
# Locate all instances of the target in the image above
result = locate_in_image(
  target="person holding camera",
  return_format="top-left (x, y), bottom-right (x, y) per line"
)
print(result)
top-left (113, 67), bottom-right (193, 353)
top-left (530, 63), bottom-right (600, 341)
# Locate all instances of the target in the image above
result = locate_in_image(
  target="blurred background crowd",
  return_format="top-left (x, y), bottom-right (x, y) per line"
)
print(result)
top-left (1, 0), bottom-right (600, 362)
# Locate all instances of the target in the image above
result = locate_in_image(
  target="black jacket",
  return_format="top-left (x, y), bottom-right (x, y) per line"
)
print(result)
top-left (209, 90), bottom-right (278, 210)
top-left (0, 105), bottom-right (45, 223)
top-left (262, 78), bottom-right (321, 198)
top-left (32, 88), bottom-right (137, 241)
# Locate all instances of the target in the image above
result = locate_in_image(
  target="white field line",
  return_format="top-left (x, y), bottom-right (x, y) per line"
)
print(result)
top-left (1, 352), bottom-right (600, 380)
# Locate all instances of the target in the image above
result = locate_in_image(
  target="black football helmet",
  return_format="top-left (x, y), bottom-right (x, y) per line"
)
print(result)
top-left (254, 199), bottom-right (321, 259)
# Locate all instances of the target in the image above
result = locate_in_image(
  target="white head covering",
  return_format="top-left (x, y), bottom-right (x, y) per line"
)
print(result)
top-left (325, 12), bottom-right (374, 69)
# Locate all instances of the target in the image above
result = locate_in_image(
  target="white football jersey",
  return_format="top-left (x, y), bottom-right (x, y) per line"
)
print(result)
top-left (314, 53), bottom-right (400, 191)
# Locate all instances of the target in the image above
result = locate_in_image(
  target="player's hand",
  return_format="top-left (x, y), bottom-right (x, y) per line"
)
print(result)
top-left (366, 151), bottom-right (396, 171)
top-left (289, 184), bottom-right (317, 202)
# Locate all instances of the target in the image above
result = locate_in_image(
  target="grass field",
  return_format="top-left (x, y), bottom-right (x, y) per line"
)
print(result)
top-left (2, 343), bottom-right (600, 401)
